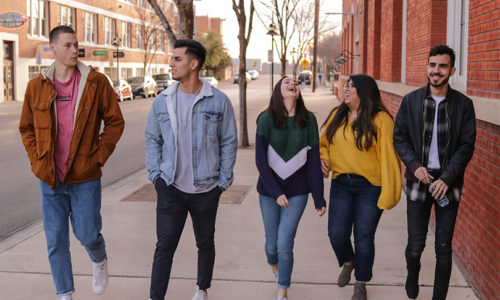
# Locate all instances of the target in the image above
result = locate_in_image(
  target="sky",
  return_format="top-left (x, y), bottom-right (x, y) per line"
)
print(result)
top-left (194, 0), bottom-right (343, 62)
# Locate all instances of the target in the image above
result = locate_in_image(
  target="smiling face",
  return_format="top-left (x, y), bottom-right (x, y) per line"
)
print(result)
top-left (427, 54), bottom-right (456, 88)
top-left (280, 76), bottom-right (300, 100)
top-left (343, 79), bottom-right (360, 110)
top-left (50, 32), bottom-right (79, 68)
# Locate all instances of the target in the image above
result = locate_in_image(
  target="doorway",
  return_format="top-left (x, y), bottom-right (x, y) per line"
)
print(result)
top-left (3, 41), bottom-right (14, 101)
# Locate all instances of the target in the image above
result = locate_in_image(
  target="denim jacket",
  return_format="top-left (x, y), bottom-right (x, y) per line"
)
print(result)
top-left (145, 79), bottom-right (238, 190)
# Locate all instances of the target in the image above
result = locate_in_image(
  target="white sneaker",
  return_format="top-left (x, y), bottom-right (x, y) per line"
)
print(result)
top-left (192, 286), bottom-right (208, 300)
top-left (92, 258), bottom-right (108, 294)
top-left (60, 293), bottom-right (73, 300)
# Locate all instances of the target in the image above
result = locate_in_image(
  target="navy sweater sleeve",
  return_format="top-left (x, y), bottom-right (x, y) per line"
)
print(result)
top-left (306, 115), bottom-right (327, 208)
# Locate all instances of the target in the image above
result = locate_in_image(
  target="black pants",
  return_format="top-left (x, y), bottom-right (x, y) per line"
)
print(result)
top-left (405, 175), bottom-right (459, 300)
top-left (150, 178), bottom-right (222, 300)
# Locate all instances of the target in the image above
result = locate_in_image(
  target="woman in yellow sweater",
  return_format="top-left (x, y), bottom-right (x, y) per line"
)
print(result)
top-left (319, 74), bottom-right (401, 300)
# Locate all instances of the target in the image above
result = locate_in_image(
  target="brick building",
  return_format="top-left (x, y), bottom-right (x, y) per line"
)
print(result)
top-left (0, 0), bottom-right (178, 103)
top-left (339, 1), bottom-right (499, 299)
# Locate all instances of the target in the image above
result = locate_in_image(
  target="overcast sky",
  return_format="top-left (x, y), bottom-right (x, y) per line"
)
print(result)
top-left (194, 0), bottom-right (343, 62)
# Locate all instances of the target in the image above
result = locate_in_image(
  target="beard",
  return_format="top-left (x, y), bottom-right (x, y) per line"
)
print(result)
top-left (427, 73), bottom-right (450, 88)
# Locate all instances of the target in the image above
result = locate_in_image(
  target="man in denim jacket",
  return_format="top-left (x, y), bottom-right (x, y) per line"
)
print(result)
top-left (145, 39), bottom-right (237, 300)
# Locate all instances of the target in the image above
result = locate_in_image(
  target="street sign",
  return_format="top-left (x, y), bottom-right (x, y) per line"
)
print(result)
top-left (322, 57), bottom-right (328, 61)
top-left (268, 50), bottom-right (273, 62)
top-left (78, 48), bottom-right (85, 58)
top-left (302, 66), bottom-right (308, 71)
top-left (0, 12), bottom-right (27, 28)
top-left (113, 51), bottom-right (125, 58)
top-left (93, 50), bottom-right (108, 56)
top-left (301, 59), bottom-right (309, 66)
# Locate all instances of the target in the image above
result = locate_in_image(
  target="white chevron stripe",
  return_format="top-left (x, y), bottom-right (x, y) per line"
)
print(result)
top-left (267, 145), bottom-right (310, 180)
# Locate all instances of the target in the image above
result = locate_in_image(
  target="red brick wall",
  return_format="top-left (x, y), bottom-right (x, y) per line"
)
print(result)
top-left (366, 0), bottom-right (381, 79)
top-left (405, 0), bottom-right (447, 86)
top-left (380, 0), bottom-right (403, 82)
top-left (453, 119), bottom-right (500, 300)
top-left (467, 0), bottom-right (500, 99)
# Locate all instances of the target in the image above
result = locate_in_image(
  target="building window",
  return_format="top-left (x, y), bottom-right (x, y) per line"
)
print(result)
top-left (121, 22), bottom-right (132, 48)
top-left (27, 0), bottom-right (48, 37)
top-left (59, 5), bottom-right (75, 28)
top-left (447, 0), bottom-right (468, 90)
top-left (104, 17), bottom-right (116, 45)
top-left (28, 65), bottom-right (49, 79)
top-left (84, 12), bottom-right (98, 44)
top-left (136, 25), bottom-right (144, 49)
top-left (136, 68), bottom-right (145, 76)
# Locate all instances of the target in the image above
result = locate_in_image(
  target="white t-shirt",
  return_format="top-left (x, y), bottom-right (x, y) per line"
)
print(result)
top-left (427, 95), bottom-right (446, 169)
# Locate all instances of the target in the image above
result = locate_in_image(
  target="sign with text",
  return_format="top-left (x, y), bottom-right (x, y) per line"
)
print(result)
top-left (113, 51), bottom-right (124, 58)
top-left (93, 50), bottom-right (108, 56)
top-left (0, 12), bottom-right (27, 28)
top-left (78, 49), bottom-right (85, 58)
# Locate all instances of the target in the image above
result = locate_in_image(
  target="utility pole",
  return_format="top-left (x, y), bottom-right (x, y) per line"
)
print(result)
top-left (312, 0), bottom-right (319, 92)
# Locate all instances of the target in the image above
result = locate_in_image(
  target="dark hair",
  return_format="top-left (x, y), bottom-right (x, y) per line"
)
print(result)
top-left (429, 45), bottom-right (455, 68)
top-left (321, 74), bottom-right (389, 151)
top-left (258, 76), bottom-right (310, 129)
top-left (174, 39), bottom-right (207, 70)
top-left (49, 25), bottom-right (76, 44)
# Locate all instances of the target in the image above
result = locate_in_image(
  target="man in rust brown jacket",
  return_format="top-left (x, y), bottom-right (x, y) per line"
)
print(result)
top-left (19, 25), bottom-right (124, 300)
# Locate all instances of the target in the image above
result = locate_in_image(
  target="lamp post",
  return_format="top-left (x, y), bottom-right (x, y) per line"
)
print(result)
top-left (111, 38), bottom-right (121, 80)
top-left (266, 23), bottom-right (278, 93)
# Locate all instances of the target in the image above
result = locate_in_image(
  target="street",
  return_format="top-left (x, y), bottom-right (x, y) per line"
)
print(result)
top-left (0, 75), bottom-right (279, 242)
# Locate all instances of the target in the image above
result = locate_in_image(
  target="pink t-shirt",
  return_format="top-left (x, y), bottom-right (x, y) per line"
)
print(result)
top-left (53, 69), bottom-right (81, 182)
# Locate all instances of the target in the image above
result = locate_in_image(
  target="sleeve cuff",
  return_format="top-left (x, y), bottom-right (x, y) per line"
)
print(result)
top-left (407, 160), bottom-right (423, 176)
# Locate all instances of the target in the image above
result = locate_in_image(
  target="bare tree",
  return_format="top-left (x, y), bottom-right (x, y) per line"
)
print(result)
top-left (257, 0), bottom-right (301, 77)
top-left (147, 0), bottom-right (194, 45)
top-left (292, 0), bottom-right (336, 79)
top-left (232, 0), bottom-right (255, 147)
top-left (135, 6), bottom-right (162, 76)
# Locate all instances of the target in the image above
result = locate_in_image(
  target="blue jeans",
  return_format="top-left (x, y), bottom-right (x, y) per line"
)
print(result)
top-left (328, 174), bottom-right (383, 282)
top-left (259, 194), bottom-right (308, 289)
top-left (40, 179), bottom-right (106, 295)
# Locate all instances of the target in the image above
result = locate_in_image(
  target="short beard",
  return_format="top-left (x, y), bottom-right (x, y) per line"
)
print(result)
top-left (427, 74), bottom-right (450, 88)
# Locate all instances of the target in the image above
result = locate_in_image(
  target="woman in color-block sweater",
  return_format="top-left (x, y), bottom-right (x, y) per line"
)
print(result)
top-left (256, 76), bottom-right (327, 300)
top-left (319, 74), bottom-right (402, 300)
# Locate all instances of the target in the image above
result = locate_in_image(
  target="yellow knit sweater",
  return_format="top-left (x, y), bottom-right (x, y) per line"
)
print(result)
top-left (319, 111), bottom-right (402, 210)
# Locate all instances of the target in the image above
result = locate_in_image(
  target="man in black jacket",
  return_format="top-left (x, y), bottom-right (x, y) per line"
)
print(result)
top-left (393, 45), bottom-right (476, 300)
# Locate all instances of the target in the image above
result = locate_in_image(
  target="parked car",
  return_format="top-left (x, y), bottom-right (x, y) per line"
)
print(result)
top-left (298, 71), bottom-right (312, 85)
top-left (153, 73), bottom-right (175, 92)
top-left (233, 72), bottom-right (252, 83)
top-left (202, 76), bottom-right (218, 88)
top-left (104, 74), bottom-right (120, 101)
top-left (126, 76), bottom-right (158, 98)
top-left (248, 70), bottom-right (259, 80)
top-left (112, 79), bottom-right (134, 102)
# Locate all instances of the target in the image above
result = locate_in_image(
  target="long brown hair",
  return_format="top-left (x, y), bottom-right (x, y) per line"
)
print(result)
top-left (321, 74), bottom-right (389, 151)
top-left (258, 76), bottom-right (310, 129)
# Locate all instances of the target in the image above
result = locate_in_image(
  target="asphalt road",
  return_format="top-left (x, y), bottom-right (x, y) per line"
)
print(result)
top-left (0, 75), bottom-right (272, 242)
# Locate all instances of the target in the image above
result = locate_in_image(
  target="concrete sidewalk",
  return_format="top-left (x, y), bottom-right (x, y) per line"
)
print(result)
top-left (0, 88), bottom-right (478, 300)
top-left (0, 101), bottom-right (23, 115)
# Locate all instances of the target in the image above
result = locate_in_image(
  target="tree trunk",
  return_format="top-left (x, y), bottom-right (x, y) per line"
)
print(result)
top-left (175, 0), bottom-right (194, 39)
top-left (280, 55), bottom-right (287, 77)
top-left (238, 40), bottom-right (249, 147)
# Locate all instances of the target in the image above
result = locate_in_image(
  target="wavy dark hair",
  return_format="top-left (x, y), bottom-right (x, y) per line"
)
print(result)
top-left (258, 76), bottom-right (310, 129)
top-left (321, 74), bottom-right (389, 151)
